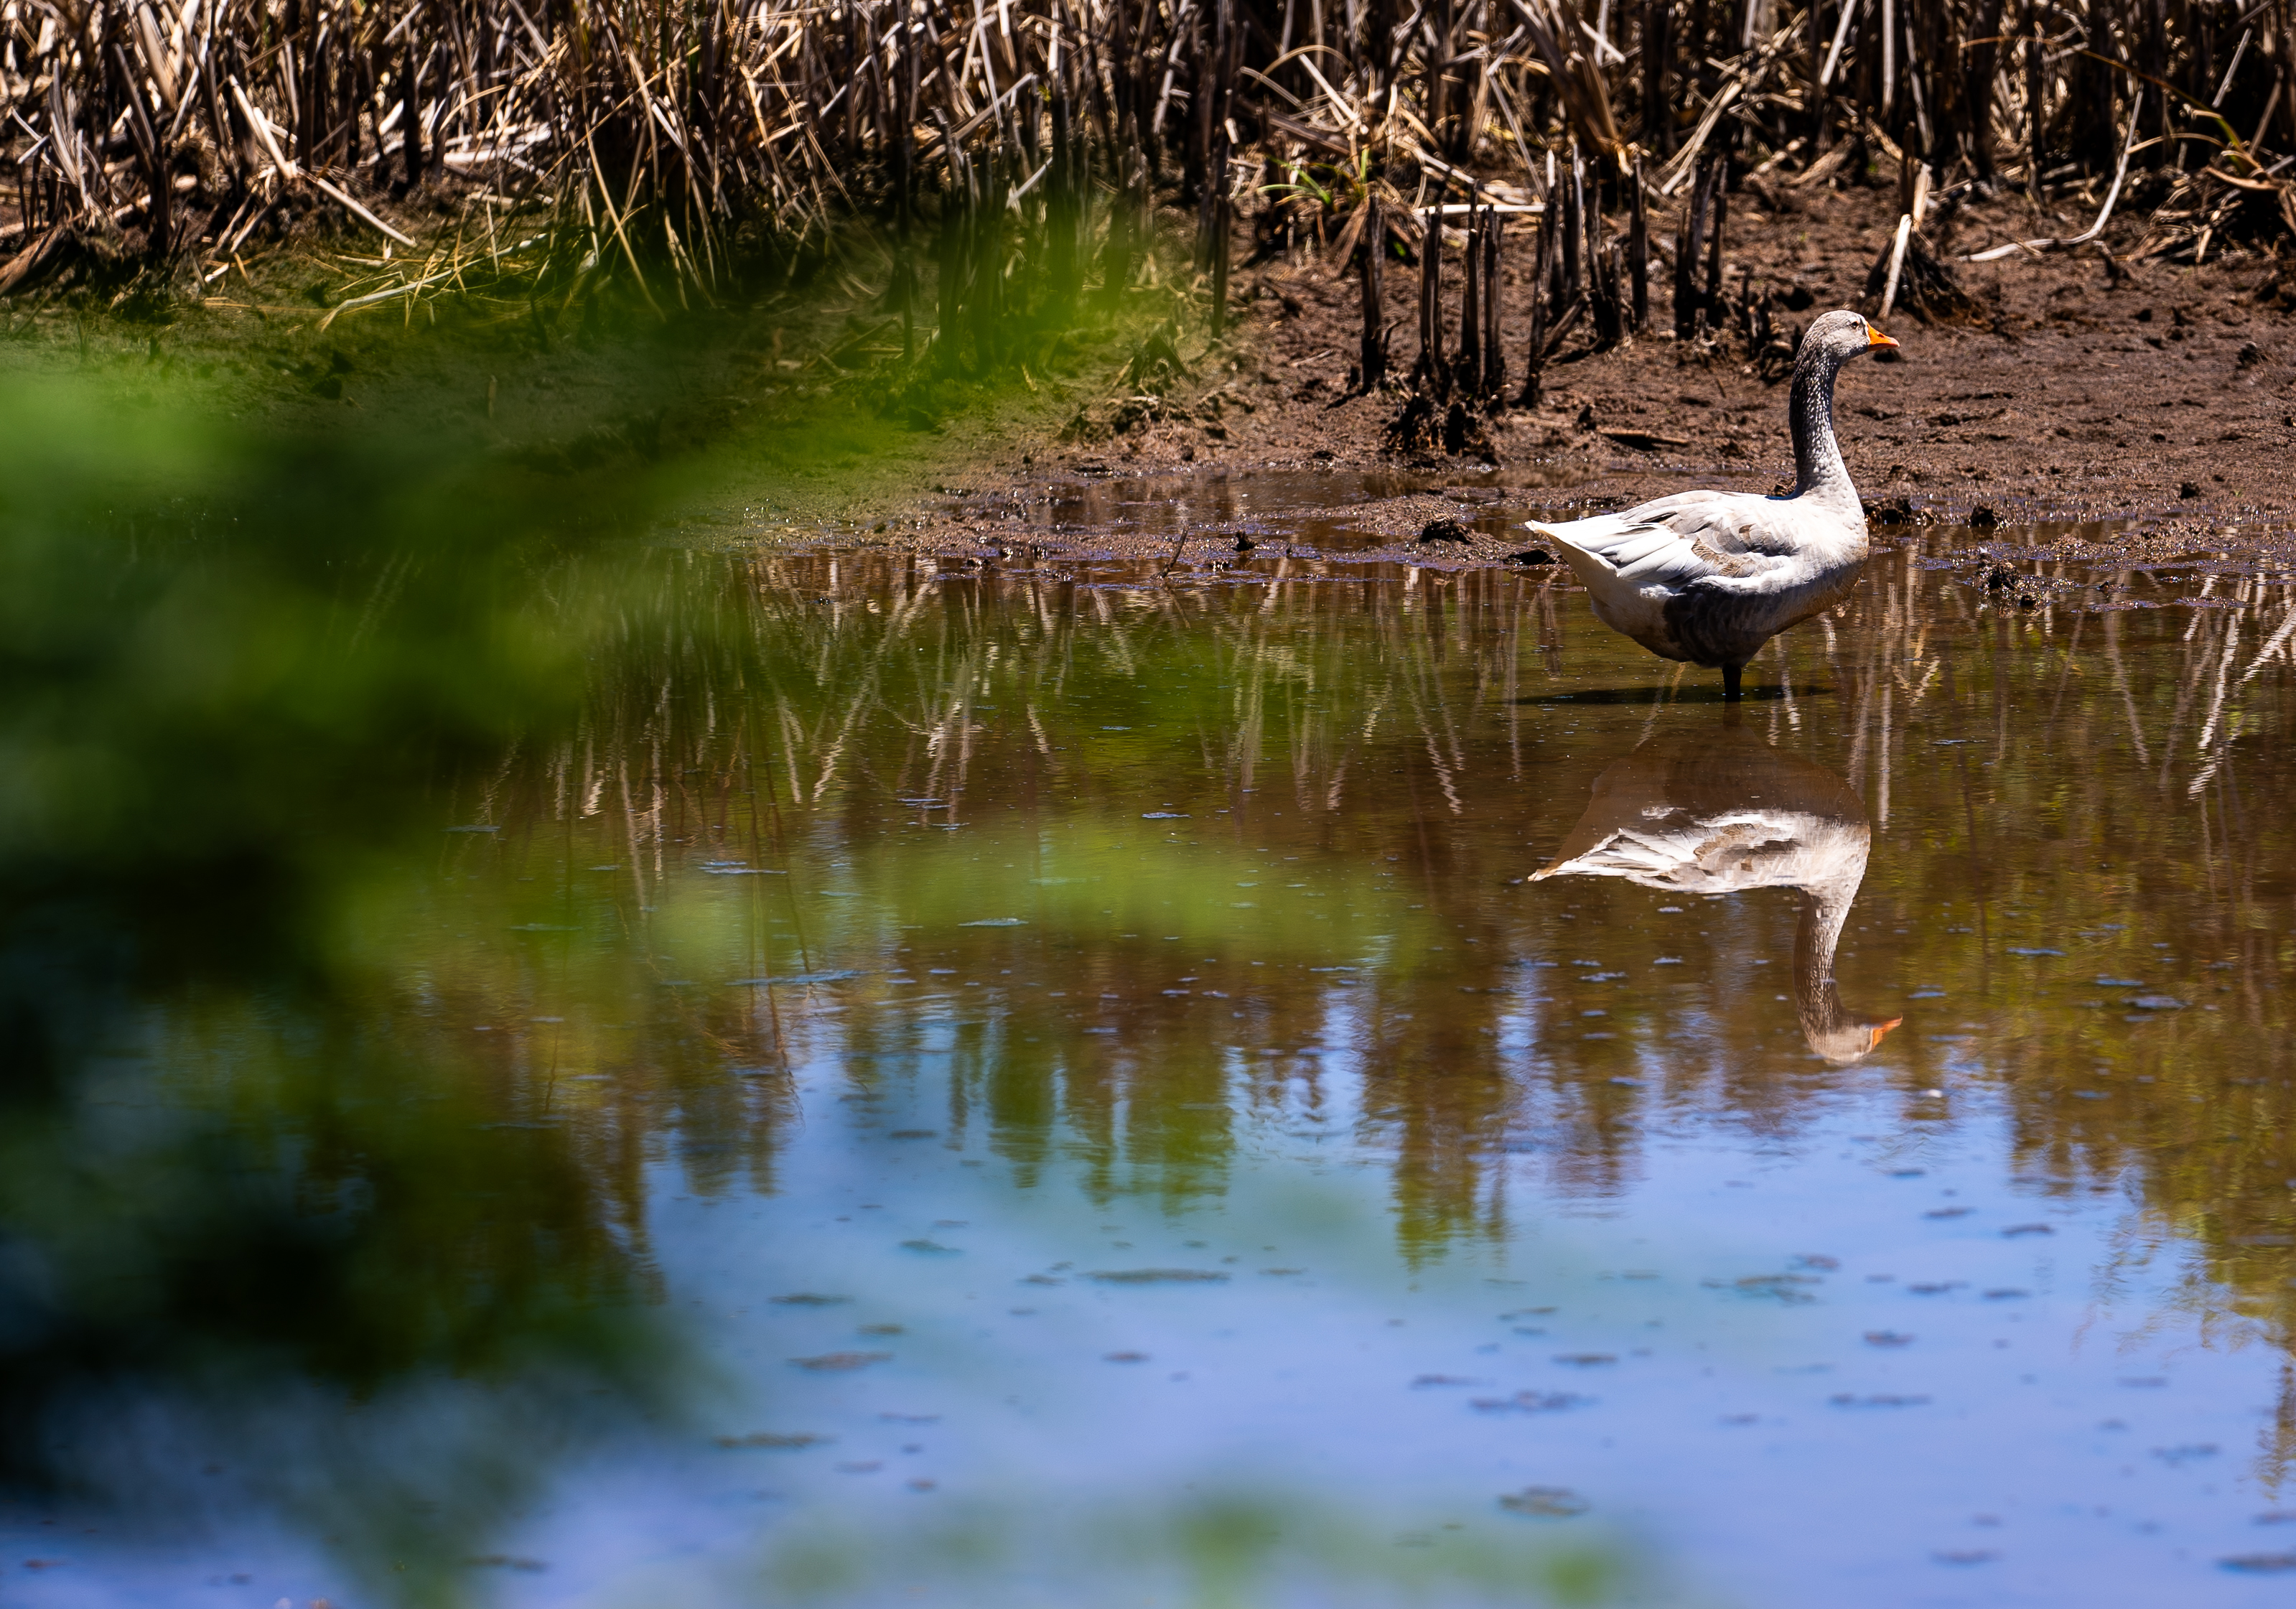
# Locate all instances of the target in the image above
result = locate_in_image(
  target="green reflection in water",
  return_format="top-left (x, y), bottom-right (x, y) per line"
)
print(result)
top-left (763, 1491), bottom-right (1634, 1608)
top-left (439, 534), bottom-right (2296, 1318)
top-left (457, 538), bottom-right (2296, 1357)
top-left (12, 365), bottom-right (2296, 1601)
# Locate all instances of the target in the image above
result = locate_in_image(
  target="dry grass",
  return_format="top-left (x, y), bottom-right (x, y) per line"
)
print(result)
top-left (0, 0), bottom-right (2290, 335)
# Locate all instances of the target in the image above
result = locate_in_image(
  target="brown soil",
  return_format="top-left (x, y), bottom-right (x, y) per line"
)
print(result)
top-left (795, 183), bottom-right (2296, 566)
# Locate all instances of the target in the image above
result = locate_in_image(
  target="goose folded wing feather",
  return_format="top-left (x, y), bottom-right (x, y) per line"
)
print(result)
top-left (1562, 495), bottom-right (1783, 580)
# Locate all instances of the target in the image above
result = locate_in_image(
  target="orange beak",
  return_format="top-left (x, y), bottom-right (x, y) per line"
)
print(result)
top-left (1869, 1017), bottom-right (1904, 1052)
top-left (1867, 326), bottom-right (1900, 350)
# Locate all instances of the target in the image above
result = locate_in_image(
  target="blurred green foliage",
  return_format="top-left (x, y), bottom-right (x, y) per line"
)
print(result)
top-left (0, 371), bottom-right (686, 1603)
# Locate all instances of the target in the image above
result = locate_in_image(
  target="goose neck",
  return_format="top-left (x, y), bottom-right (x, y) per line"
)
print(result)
top-left (1787, 348), bottom-right (1854, 504)
top-left (1791, 867), bottom-right (1862, 1024)
top-left (1794, 874), bottom-right (1857, 975)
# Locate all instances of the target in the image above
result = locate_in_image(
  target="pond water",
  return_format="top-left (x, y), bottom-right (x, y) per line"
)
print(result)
top-left (4, 417), bottom-right (2296, 1608)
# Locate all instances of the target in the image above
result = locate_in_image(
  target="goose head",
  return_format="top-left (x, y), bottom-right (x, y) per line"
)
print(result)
top-left (1801, 308), bottom-right (1899, 367)
top-left (1802, 1008), bottom-right (1904, 1066)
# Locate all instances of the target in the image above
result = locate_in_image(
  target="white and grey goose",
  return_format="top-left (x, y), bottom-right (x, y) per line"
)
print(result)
top-left (1525, 309), bottom-right (1899, 701)
top-left (1531, 731), bottom-right (1902, 1065)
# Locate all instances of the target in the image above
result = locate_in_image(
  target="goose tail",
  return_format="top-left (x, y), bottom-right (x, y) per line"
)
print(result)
top-left (1523, 515), bottom-right (1650, 621)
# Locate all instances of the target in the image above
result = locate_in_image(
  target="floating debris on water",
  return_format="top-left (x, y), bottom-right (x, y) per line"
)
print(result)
top-left (729, 970), bottom-right (867, 987)
top-left (1500, 1487), bottom-right (1590, 1518)
top-left (715, 1431), bottom-right (833, 1450)
top-left (1472, 1391), bottom-right (1590, 1414)
top-left (789, 1353), bottom-right (892, 1371)
top-left (2219, 1554), bottom-right (2296, 1575)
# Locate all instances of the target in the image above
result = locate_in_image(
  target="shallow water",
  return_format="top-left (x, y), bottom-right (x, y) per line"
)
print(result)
top-left (6, 438), bottom-right (2296, 1607)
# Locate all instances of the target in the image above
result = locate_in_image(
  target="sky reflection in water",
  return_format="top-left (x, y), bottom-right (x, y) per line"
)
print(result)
top-left (6, 439), bottom-right (2296, 1606)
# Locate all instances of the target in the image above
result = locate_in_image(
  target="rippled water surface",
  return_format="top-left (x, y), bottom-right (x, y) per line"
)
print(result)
top-left (7, 437), bottom-right (2296, 1608)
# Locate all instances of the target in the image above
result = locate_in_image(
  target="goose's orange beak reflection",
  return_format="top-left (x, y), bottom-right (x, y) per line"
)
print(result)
top-left (1867, 326), bottom-right (1900, 349)
top-left (1870, 1017), bottom-right (1905, 1052)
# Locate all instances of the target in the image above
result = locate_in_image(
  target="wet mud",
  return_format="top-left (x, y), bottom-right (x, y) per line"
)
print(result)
top-left (775, 187), bottom-right (2296, 561)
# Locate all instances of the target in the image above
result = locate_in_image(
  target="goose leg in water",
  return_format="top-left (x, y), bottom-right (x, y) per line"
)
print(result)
top-left (1723, 663), bottom-right (1743, 702)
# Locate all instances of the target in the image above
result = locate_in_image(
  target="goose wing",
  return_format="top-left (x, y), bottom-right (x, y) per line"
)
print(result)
top-left (1534, 811), bottom-right (1830, 892)
top-left (1534, 492), bottom-right (1802, 592)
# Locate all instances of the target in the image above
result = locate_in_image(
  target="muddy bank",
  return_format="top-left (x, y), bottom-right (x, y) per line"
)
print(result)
top-left (796, 185), bottom-right (2296, 566)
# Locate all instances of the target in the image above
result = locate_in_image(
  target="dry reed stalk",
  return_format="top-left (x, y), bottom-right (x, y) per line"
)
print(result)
top-left (0, 0), bottom-right (2278, 353)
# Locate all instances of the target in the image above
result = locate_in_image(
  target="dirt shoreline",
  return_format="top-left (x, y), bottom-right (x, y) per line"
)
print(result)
top-left (11, 183), bottom-right (2291, 572)
top-left (777, 185), bottom-right (2296, 566)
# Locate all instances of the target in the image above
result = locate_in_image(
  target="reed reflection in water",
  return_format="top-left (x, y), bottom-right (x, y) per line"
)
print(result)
top-left (444, 527), bottom-right (2296, 1603)
top-left (444, 533), bottom-right (2296, 1328)
top-left (482, 533), bottom-right (2296, 1279)
top-left (14, 424), bottom-right (2296, 1602)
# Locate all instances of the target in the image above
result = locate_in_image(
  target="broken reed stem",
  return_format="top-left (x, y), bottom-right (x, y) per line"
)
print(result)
top-left (1457, 190), bottom-right (1483, 396)
top-left (1358, 197), bottom-right (1389, 391)
top-left (1210, 190), bottom-right (1232, 335)
top-left (1562, 144), bottom-right (1585, 303)
top-left (1703, 157), bottom-right (1730, 325)
top-left (1879, 212), bottom-right (1913, 317)
top-left (1417, 200), bottom-right (1447, 397)
top-left (1518, 189), bottom-right (1555, 409)
top-left (1480, 203), bottom-right (1503, 396)
top-left (1208, 127), bottom-right (1233, 336)
top-left (1627, 157), bottom-right (1648, 333)
top-left (1674, 158), bottom-right (1708, 339)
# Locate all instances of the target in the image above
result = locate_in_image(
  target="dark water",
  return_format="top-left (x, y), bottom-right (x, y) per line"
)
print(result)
top-left (4, 409), bottom-right (2296, 1607)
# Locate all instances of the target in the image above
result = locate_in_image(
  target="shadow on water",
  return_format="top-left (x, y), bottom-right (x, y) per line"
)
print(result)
top-left (1516, 684), bottom-right (1814, 704)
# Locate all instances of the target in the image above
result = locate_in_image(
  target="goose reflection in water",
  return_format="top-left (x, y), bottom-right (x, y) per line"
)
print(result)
top-left (1532, 729), bottom-right (1903, 1065)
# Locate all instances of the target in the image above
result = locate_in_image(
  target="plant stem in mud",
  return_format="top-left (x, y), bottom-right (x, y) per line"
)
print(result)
top-left (1358, 198), bottom-right (1389, 392)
